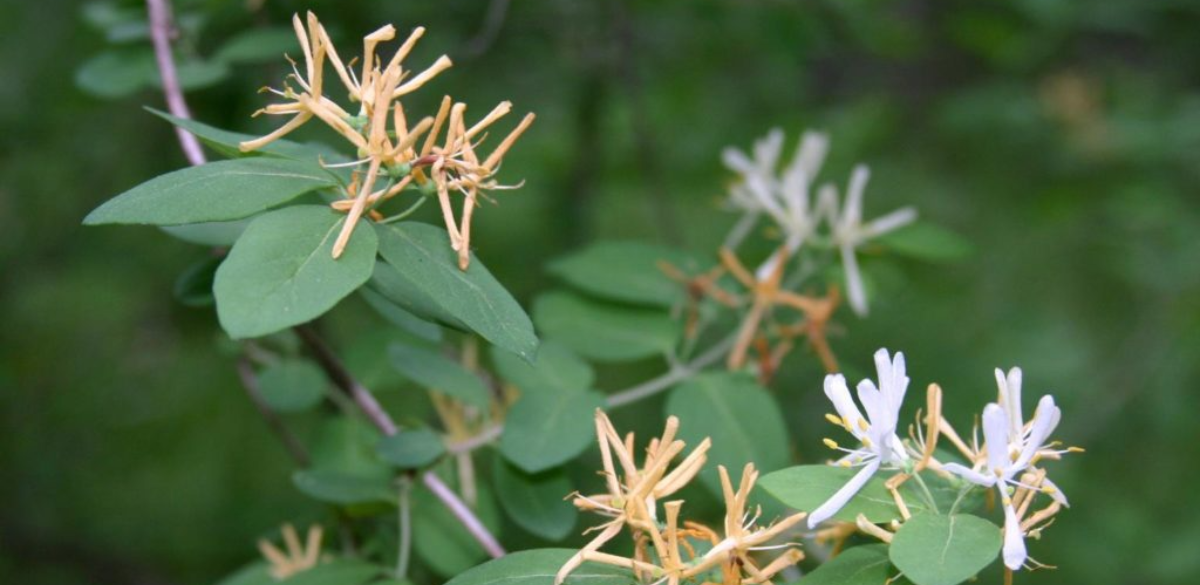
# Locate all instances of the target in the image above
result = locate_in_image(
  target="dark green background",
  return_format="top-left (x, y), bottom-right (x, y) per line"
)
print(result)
top-left (2, 0), bottom-right (1198, 584)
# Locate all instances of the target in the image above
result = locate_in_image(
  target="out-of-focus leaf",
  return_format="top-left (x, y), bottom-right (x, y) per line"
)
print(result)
top-left (216, 27), bottom-right (297, 64)
top-left (175, 58), bottom-right (230, 91)
top-left (376, 428), bottom-right (445, 469)
top-left (492, 461), bottom-right (576, 541)
top-left (172, 254), bottom-right (222, 307)
top-left (889, 514), bottom-right (1001, 585)
top-left (84, 159), bottom-right (337, 226)
top-left (500, 388), bottom-right (604, 473)
top-left (412, 479), bottom-right (502, 577)
top-left (547, 241), bottom-right (698, 307)
top-left (214, 560), bottom-right (384, 585)
top-left (257, 359), bottom-right (327, 413)
top-left (213, 206), bottom-right (376, 339)
top-left (801, 544), bottom-right (910, 585)
top-left (490, 341), bottom-right (593, 394)
top-left (374, 222), bottom-right (538, 360)
top-left (665, 372), bottom-right (790, 495)
top-left (442, 549), bottom-right (633, 585)
top-left (877, 222), bottom-right (974, 263)
top-left (359, 287), bottom-right (443, 342)
top-left (389, 343), bottom-right (491, 409)
top-left (75, 49), bottom-right (156, 98)
top-left (292, 470), bottom-right (395, 506)
top-left (532, 292), bottom-right (679, 362)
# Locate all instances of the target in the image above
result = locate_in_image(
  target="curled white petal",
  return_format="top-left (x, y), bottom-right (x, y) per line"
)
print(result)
top-left (941, 462), bottom-right (995, 487)
top-left (807, 458), bottom-right (881, 529)
top-left (982, 404), bottom-right (1012, 475)
top-left (1002, 497), bottom-right (1028, 571)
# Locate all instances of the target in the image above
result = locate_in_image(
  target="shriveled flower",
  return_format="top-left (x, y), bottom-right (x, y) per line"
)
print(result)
top-left (808, 348), bottom-right (910, 528)
top-left (257, 524), bottom-right (324, 579)
top-left (241, 12), bottom-right (533, 268)
top-left (820, 165), bottom-right (916, 316)
top-left (942, 371), bottom-right (1075, 571)
top-left (556, 411), bottom-right (711, 585)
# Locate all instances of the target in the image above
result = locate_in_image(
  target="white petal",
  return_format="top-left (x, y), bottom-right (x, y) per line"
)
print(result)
top-left (807, 459), bottom-right (881, 528)
top-left (814, 183), bottom-right (840, 226)
top-left (1002, 367), bottom-right (1024, 438)
top-left (942, 462), bottom-right (995, 487)
top-left (856, 379), bottom-right (885, 428)
top-left (1002, 498), bottom-right (1028, 571)
top-left (824, 374), bottom-right (866, 440)
top-left (722, 148), bottom-right (754, 175)
top-left (842, 165), bottom-right (870, 230)
top-left (840, 243), bottom-right (868, 316)
top-left (1016, 396), bottom-right (1061, 469)
top-left (788, 131), bottom-right (830, 181)
top-left (875, 348), bottom-right (909, 414)
top-left (982, 403), bottom-right (1011, 473)
top-left (858, 207), bottom-right (917, 240)
top-left (1041, 476), bottom-right (1070, 507)
top-left (754, 128), bottom-right (785, 173)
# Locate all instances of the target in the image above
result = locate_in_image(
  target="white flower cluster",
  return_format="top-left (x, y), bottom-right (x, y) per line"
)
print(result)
top-left (809, 349), bottom-right (1076, 572)
top-left (723, 130), bottom-right (916, 316)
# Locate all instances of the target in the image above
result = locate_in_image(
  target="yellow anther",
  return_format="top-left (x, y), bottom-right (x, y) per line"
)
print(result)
top-left (857, 418), bottom-right (870, 432)
top-left (861, 436), bottom-right (873, 448)
top-left (1042, 486), bottom-right (1057, 494)
top-left (823, 438), bottom-right (839, 450)
top-left (1067, 446), bottom-right (1086, 453)
top-left (825, 413), bottom-right (844, 427)
top-left (839, 460), bottom-right (852, 468)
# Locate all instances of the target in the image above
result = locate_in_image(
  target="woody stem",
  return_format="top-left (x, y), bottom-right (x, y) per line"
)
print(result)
top-left (145, 0), bottom-right (206, 166)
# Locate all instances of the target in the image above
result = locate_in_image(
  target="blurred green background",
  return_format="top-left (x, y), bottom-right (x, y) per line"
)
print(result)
top-left (3, 0), bottom-right (1199, 584)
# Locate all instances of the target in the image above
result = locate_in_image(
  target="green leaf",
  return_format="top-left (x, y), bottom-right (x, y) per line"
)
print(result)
top-left (376, 428), bottom-right (446, 469)
top-left (75, 49), bottom-right (155, 98)
top-left (492, 461), bottom-right (576, 541)
top-left (359, 287), bottom-right (443, 342)
top-left (84, 158), bottom-right (337, 226)
top-left (292, 469), bottom-right (395, 506)
top-left (758, 465), bottom-right (906, 524)
top-left (490, 341), bottom-right (594, 394)
top-left (500, 388), bottom-right (605, 473)
top-left (214, 560), bottom-right (383, 585)
top-left (889, 514), bottom-right (1002, 585)
top-left (443, 549), bottom-right (633, 585)
top-left (213, 206), bottom-right (377, 339)
top-left (257, 359), bottom-right (327, 413)
top-left (412, 479), bottom-right (502, 577)
top-left (801, 544), bottom-right (910, 585)
top-left (547, 241), bottom-right (698, 307)
top-left (161, 218), bottom-right (253, 247)
top-left (175, 58), bottom-right (230, 91)
top-left (216, 27), bottom-right (298, 64)
top-left (373, 222), bottom-right (538, 360)
top-left (146, 108), bottom-right (348, 163)
top-left (876, 222), bottom-right (974, 263)
top-left (532, 291), bottom-right (679, 362)
top-left (389, 343), bottom-right (491, 409)
top-left (308, 417), bottom-right (390, 477)
top-left (173, 254), bottom-right (222, 307)
top-left (665, 372), bottom-right (790, 495)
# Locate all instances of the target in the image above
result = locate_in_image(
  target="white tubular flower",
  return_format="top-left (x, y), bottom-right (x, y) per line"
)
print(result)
top-left (942, 395), bottom-right (1066, 571)
top-left (825, 165), bottom-right (917, 316)
top-left (808, 348), bottom-right (910, 528)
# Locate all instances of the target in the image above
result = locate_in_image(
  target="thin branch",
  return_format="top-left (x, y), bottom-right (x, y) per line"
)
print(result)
top-left (605, 331), bottom-right (738, 408)
top-left (461, 0), bottom-right (511, 58)
top-left (235, 357), bottom-right (311, 466)
top-left (145, 0), bottom-right (206, 166)
top-left (293, 325), bottom-right (506, 558)
top-left (395, 477), bottom-right (413, 579)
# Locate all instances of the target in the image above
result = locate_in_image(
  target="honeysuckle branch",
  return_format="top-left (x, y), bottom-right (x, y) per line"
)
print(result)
top-left (145, 0), bottom-right (205, 166)
top-left (142, 3), bottom-right (505, 559)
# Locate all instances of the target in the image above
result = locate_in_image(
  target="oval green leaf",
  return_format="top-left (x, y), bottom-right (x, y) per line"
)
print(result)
top-left (758, 465), bottom-right (906, 524)
top-left (213, 206), bottom-right (377, 339)
top-left (493, 461), bottom-right (577, 541)
top-left (374, 222), bottom-right (538, 361)
top-left (802, 544), bottom-right (910, 585)
top-left (877, 222), bottom-right (974, 263)
top-left (532, 291), bottom-right (679, 362)
top-left (500, 389), bottom-right (605, 473)
top-left (665, 372), bottom-right (790, 496)
top-left (389, 343), bottom-right (491, 409)
top-left (443, 549), bottom-right (634, 585)
top-left (412, 479), bottom-right (502, 577)
top-left (84, 158), bottom-right (338, 226)
top-left (376, 428), bottom-right (446, 469)
top-left (257, 359), bottom-right (327, 413)
top-left (547, 241), bottom-right (698, 307)
top-left (490, 341), bottom-right (594, 394)
top-left (292, 469), bottom-right (395, 506)
top-left (889, 513), bottom-right (1002, 585)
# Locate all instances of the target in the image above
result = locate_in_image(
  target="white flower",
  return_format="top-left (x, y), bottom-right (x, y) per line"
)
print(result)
top-left (807, 348), bottom-right (910, 528)
top-left (822, 165), bottom-right (917, 316)
top-left (723, 129), bottom-right (830, 280)
top-left (942, 391), bottom-right (1067, 571)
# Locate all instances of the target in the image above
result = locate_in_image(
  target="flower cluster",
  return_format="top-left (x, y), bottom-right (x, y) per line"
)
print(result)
top-left (243, 12), bottom-right (535, 269)
top-left (558, 411), bottom-right (807, 585)
top-left (807, 349), bottom-right (1080, 573)
top-left (723, 130), bottom-right (916, 316)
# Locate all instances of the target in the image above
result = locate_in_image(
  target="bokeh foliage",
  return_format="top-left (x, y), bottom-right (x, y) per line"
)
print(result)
top-left (2, 0), bottom-right (1199, 584)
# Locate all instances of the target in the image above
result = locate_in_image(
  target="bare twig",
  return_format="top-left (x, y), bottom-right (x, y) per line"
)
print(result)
top-left (461, 0), bottom-right (511, 58)
top-left (145, 0), bottom-right (206, 166)
top-left (235, 357), bottom-right (311, 466)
